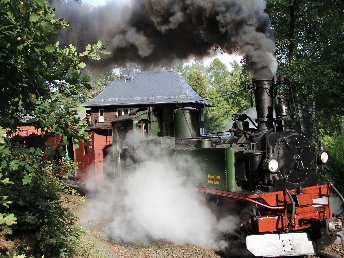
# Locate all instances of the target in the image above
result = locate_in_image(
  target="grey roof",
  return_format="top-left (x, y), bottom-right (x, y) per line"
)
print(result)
top-left (84, 70), bottom-right (211, 107)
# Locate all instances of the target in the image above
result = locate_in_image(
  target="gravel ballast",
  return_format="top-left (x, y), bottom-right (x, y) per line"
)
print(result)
top-left (63, 193), bottom-right (344, 258)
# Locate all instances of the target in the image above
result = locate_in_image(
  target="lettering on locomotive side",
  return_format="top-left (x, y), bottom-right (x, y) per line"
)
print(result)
top-left (207, 174), bottom-right (221, 185)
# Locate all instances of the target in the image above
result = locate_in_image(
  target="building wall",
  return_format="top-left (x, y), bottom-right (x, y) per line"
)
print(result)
top-left (7, 125), bottom-right (43, 137)
top-left (93, 130), bottom-right (112, 178)
top-left (89, 107), bottom-right (118, 129)
top-left (74, 138), bottom-right (94, 180)
top-left (8, 125), bottom-right (63, 160)
top-left (75, 129), bottom-right (112, 180)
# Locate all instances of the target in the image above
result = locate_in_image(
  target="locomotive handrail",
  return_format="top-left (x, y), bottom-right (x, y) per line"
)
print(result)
top-left (196, 187), bottom-right (285, 210)
top-left (285, 190), bottom-right (296, 229)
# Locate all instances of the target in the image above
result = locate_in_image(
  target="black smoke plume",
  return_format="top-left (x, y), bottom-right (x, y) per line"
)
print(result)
top-left (55, 0), bottom-right (277, 78)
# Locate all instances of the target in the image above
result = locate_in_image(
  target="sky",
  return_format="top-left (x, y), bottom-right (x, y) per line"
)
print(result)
top-left (81, 0), bottom-right (243, 70)
top-left (201, 52), bottom-right (242, 69)
top-left (83, 0), bottom-right (116, 5)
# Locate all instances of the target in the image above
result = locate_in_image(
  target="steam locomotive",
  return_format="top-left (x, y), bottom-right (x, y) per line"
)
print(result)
top-left (111, 78), bottom-right (344, 257)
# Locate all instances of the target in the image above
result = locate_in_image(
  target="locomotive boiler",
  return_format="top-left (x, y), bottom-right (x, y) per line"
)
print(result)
top-left (111, 77), bottom-right (344, 257)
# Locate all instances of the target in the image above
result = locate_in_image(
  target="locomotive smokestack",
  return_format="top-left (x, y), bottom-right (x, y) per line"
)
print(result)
top-left (253, 79), bottom-right (274, 131)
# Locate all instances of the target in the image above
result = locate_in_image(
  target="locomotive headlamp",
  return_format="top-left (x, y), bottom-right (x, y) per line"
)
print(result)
top-left (320, 151), bottom-right (329, 164)
top-left (267, 159), bottom-right (279, 173)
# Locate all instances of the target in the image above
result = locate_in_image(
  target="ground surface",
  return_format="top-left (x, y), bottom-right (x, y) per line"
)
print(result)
top-left (64, 194), bottom-right (221, 258)
top-left (64, 193), bottom-right (344, 258)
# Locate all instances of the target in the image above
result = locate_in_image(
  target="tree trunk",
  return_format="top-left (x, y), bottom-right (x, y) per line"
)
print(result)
top-left (288, 0), bottom-right (298, 63)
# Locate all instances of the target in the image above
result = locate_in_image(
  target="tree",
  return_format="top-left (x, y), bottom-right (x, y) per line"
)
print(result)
top-left (178, 59), bottom-right (251, 132)
top-left (208, 60), bottom-right (251, 122)
top-left (267, 0), bottom-right (344, 135)
top-left (321, 119), bottom-right (344, 192)
top-left (87, 70), bottom-right (118, 99)
top-left (267, 0), bottom-right (344, 189)
top-left (0, 0), bottom-right (102, 255)
top-left (178, 60), bottom-right (210, 100)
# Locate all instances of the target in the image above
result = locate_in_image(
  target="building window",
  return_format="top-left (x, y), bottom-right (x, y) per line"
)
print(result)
top-left (117, 108), bottom-right (133, 116)
top-left (99, 109), bottom-right (104, 122)
top-left (84, 145), bottom-right (88, 155)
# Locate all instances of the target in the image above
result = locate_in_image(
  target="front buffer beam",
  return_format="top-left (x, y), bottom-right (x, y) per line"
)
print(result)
top-left (246, 233), bottom-right (315, 257)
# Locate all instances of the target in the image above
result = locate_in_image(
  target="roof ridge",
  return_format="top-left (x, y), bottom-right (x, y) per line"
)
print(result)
top-left (132, 69), bottom-right (175, 74)
top-left (83, 70), bottom-right (210, 107)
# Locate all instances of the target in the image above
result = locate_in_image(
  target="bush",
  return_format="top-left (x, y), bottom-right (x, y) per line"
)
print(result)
top-left (52, 157), bottom-right (78, 179)
top-left (0, 142), bottom-right (81, 257)
top-left (321, 131), bottom-right (344, 192)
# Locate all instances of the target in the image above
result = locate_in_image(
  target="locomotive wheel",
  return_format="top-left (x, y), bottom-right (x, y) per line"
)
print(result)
top-left (214, 205), bottom-right (256, 257)
top-left (217, 233), bottom-right (254, 258)
top-left (239, 207), bottom-right (257, 237)
top-left (217, 208), bottom-right (257, 257)
top-left (314, 227), bottom-right (338, 256)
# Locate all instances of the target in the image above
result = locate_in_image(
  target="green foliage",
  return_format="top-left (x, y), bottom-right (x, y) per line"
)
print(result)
top-left (179, 59), bottom-right (251, 132)
top-left (322, 134), bottom-right (344, 191)
top-left (0, 145), bottom-right (16, 235)
top-left (0, 143), bottom-right (81, 257)
top-left (52, 157), bottom-right (78, 179)
top-left (0, 0), bottom-right (104, 132)
top-left (0, 213), bottom-right (16, 234)
top-left (86, 71), bottom-right (118, 100)
top-left (0, 0), bottom-right (104, 256)
top-left (207, 60), bottom-right (251, 132)
top-left (267, 0), bottom-right (344, 189)
top-left (320, 119), bottom-right (344, 192)
top-left (267, 0), bottom-right (344, 136)
top-left (277, 58), bottom-right (343, 136)
top-left (179, 60), bottom-right (210, 100)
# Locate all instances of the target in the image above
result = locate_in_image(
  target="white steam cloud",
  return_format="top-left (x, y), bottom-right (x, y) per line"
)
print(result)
top-left (80, 131), bottom-right (238, 249)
